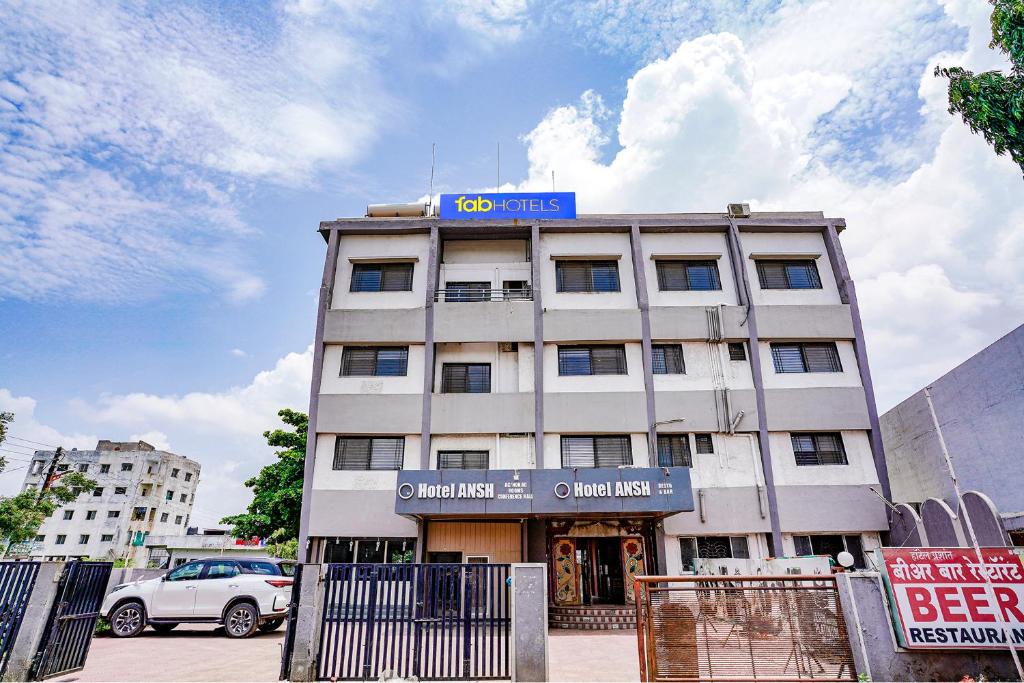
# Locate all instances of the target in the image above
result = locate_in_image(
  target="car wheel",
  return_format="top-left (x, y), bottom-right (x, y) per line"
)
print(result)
top-left (224, 603), bottom-right (258, 638)
top-left (258, 618), bottom-right (285, 632)
top-left (151, 623), bottom-right (178, 634)
top-left (110, 602), bottom-right (146, 638)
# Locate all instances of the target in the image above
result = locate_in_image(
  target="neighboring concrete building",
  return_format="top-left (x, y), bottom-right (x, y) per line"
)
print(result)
top-left (144, 529), bottom-right (271, 568)
top-left (20, 440), bottom-right (200, 563)
top-left (297, 202), bottom-right (890, 606)
top-left (881, 324), bottom-right (1024, 544)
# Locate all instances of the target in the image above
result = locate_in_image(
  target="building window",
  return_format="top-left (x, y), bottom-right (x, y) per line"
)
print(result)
top-left (756, 259), bottom-right (822, 289)
top-left (793, 534), bottom-right (866, 569)
top-left (171, 468), bottom-right (179, 478)
top-left (657, 435), bottom-right (691, 467)
top-left (63, 510), bottom-right (74, 520)
top-left (652, 344), bottom-right (685, 374)
top-left (679, 536), bottom-right (751, 572)
top-left (180, 494), bottom-right (187, 503)
top-left (101, 534), bottom-right (114, 542)
top-left (695, 434), bottom-right (714, 454)
top-left (438, 451), bottom-right (489, 469)
top-left (160, 513), bottom-right (169, 523)
top-left (114, 486), bottom-right (127, 495)
top-left (77, 463), bottom-right (89, 473)
top-left (771, 342), bottom-right (842, 373)
top-left (121, 463), bottom-right (133, 472)
top-left (99, 464), bottom-right (111, 474)
top-left (791, 433), bottom-right (848, 466)
top-left (92, 487), bottom-right (103, 497)
top-left (108, 510), bottom-right (120, 519)
top-left (132, 507), bottom-right (147, 521)
top-left (31, 461), bottom-right (44, 475)
top-left (558, 346), bottom-right (627, 376)
top-left (440, 363), bottom-right (491, 393)
top-left (165, 490), bottom-right (174, 501)
top-left (341, 346), bottom-right (409, 377)
top-left (728, 342), bottom-right (746, 361)
top-left (444, 281), bottom-right (490, 302)
top-left (85, 510), bottom-right (97, 521)
top-left (35, 535), bottom-right (44, 542)
top-left (655, 260), bottom-right (721, 291)
top-left (55, 535), bottom-right (66, 545)
top-left (333, 437), bottom-right (405, 471)
top-left (184, 472), bottom-right (193, 482)
top-left (323, 537), bottom-right (416, 564)
top-left (561, 436), bottom-right (632, 468)
top-left (555, 260), bottom-right (620, 293)
top-left (79, 534), bottom-right (90, 544)
top-left (175, 515), bottom-right (183, 525)
top-left (350, 263), bottom-right (414, 292)
top-left (56, 464), bottom-right (69, 472)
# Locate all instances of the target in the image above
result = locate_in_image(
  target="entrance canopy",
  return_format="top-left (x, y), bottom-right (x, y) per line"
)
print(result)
top-left (395, 467), bottom-right (693, 518)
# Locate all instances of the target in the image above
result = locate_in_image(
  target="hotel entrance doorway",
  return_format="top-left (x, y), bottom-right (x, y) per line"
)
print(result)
top-left (551, 535), bottom-right (646, 606)
top-left (578, 537), bottom-right (624, 604)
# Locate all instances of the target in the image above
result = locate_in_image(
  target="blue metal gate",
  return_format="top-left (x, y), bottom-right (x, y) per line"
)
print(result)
top-left (0, 561), bottom-right (41, 678)
top-left (317, 563), bottom-right (511, 681)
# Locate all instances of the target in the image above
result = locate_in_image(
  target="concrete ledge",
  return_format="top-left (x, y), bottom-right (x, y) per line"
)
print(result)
top-left (754, 304), bottom-right (854, 340)
top-left (663, 487), bottom-right (772, 534)
top-left (308, 489), bottom-right (417, 537)
top-left (323, 308), bottom-right (426, 343)
top-left (544, 392), bottom-right (647, 433)
top-left (776, 484), bottom-right (888, 531)
top-left (435, 301), bottom-right (534, 342)
top-left (316, 393), bottom-right (422, 434)
top-left (649, 306), bottom-right (749, 340)
top-left (654, 389), bottom-right (757, 432)
top-left (543, 309), bottom-right (641, 342)
top-left (764, 387), bottom-right (870, 430)
top-left (431, 393), bottom-right (535, 434)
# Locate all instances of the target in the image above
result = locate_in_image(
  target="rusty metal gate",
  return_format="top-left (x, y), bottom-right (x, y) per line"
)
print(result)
top-left (634, 575), bottom-right (856, 682)
top-left (31, 560), bottom-right (112, 680)
top-left (0, 561), bottom-right (41, 678)
top-left (316, 563), bottom-right (510, 681)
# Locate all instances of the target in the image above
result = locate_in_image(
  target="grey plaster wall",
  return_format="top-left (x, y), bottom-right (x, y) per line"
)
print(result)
top-left (544, 391), bottom-right (648, 433)
top-left (286, 564), bottom-right (325, 682)
top-left (663, 486), bottom-right (772, 534)
top-left (754, 304), bottom-right (854, 340)
top-left (543, 309), bottom-right (641, 342)
top-left (316, 394), bottom-right (422, 434)
top-left (776, 484), bottom-right (888, 532)
top-left (323, 308), bottom-right (425, 343)
top-left (836, 572), bottom-right (1018, 682)
top-left (510, 564), bottom-right (548, 682)
top-left (307, 490), bottom-right (417, 537)
top-left (764, 387), bottom-right (870, 430)
top-left (431, 392), bottom-right (535, 434)
top-left (648, 306), bottom-right (748, 341)
top-left (654, 389), bottom-right (757, 432)
top-left (880, 324), bottom-right (1024, 524)
top-left (434, 301), bottom-right (534, 342)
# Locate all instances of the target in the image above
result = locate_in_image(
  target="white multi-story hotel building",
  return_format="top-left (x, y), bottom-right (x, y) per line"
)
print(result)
top-left (21, 440), bottom-right (200, 564)
top-left (298, 203), bottom-right (891, 607)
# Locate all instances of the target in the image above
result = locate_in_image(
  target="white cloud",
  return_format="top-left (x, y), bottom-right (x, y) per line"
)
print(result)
top-left (127, 431), bottom-right (172, 452)
top-left (230, 349), bottom-right (249, 358)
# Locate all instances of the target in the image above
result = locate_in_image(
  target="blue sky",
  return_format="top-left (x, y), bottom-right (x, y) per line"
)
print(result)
top-left (2, 0), bottom-right (1022, 527)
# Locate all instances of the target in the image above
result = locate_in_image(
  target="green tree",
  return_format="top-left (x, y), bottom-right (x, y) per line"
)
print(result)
top-left (936, 0), bottom-right (1024, 175)
top-left (221, 409), bottom-right (306, 543)
top-left (0, 471), bottom-right (96, 547)
top-left (0, 412), bottom-right (11, 471)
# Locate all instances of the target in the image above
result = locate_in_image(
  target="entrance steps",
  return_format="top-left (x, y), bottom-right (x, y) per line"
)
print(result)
top-left (548, 605), bottom-right (637, 631)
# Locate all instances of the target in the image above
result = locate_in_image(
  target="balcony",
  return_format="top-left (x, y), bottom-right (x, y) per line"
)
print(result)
top-left (434, 286), bottom-right (532, 302)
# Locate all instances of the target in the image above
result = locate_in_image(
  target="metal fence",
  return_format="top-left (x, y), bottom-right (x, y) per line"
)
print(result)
top-left (317, 563), bottom-right (511, 681)
top-left (434, 288), bottom-right (532, 302)
top-left (634, 575), bottom-right (856, 682)
top-left (0, 561), bottom-right (41, 678)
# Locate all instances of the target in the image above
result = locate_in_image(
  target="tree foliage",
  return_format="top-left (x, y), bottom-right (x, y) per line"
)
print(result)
top-left (936, 0), bottom-right (1024, 175)
top-left (0, 471), bottom-right (96, 547)
top-left (221, 409), bottom-right (306, 542)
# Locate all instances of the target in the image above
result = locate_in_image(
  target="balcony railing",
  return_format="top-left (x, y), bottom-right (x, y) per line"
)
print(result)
top-left (434, 287), bottom-right (532, 302)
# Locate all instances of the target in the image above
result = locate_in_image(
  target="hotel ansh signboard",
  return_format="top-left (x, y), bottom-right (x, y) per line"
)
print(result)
top-left (439, 192), bottom-right (576, 220)
top-left (879, 547), bottom-right (1024, 649)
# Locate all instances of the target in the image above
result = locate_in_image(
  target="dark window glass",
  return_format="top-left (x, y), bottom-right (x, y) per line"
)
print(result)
top-left (99, 464), bottom-right (110, 474)
top-left (341, 346), bottom-right (409, 377)
top-left (238, 560), bottom-right (281, 575)
top-left (114, 487), bottom-right (126, 495)
top-left (78, 463), bottom-right (89, 473)
top-left (771, 343), bottom-right (842, 373)
top-left (108, 510), bottom-right (120, 518)
top-left (86, 510), bottom-right (97, 520)
top-left (357, 541), bottom-right (386, 563)
top-left (121, 463), bottom-right (133, 471)
top-left (78, 534), bottom-right (89, 544)
top-left (695, 434), bottom-right (714, 454)
top-left (657, 435), bottom-right (691, 467)
top-left (204, 561), bottom-right (240, 579)
top-left (556, 261), bottom-right (620, 292)
top-left (55, 535), bottom-right (66, 545)
top-left (350, 263), bottom-right (414, 292)
top-left (101, 534), bottom-right (113, 542)
top-left (167, 561), bottom-right (203, 581)
top-left (92, 487), bottom-right (103, 497)
top-left (727, 342), bottom-right (746, 361)
top-left (438, 451), bottom-right (489, 469)
top-left (656, 260), bottom-right (722, 291)
top-left (560, 436), bottom-right (631, 468)
top-left (558, 346), bottom-right (627, 375)
top-left (756, 260), bottom-right (822, 289)
top-left (333, 437), bottom-right (405, 470)
top-left (843, 535), bottom-right (866, 569)
top-left (440, 364), bottom-right (491, 393)
top-left (652, 345), bottom-right (685, 374)
top-left (63, 510), bottom-right (73, 520)
top-left (791, 433), bottom-right (848, 466)
top-left (444, 281), bottom-right (490, 302)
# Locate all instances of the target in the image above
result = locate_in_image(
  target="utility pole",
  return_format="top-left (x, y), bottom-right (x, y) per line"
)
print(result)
top-left (36, 446), bottom-right (64, 504)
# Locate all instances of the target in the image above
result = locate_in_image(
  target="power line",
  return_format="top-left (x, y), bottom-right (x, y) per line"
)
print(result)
top-left (0, 443), bottom-right (39, 455)
top-left (6, 435), bottom-right (60, 449)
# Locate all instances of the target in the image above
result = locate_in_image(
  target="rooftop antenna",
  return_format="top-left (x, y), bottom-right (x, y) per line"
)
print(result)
top-left (428, 143), bottom-right (436, 213)
top-left (496, 141), bottom-right (500, 190)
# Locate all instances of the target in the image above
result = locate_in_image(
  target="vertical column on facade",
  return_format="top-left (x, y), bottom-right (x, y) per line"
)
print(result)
top-left (724, 219), bottom-right (784, 555)
top-left (629, 222), bottom-right (658, 467)
top-left (530, 223), bottom-right (545, 468)
top-left (420, 225), bottom-right (440, 470)
top-left (821, 221), bottom-right (893, 507)
top-left (298, 228), bottom-right (341, 562)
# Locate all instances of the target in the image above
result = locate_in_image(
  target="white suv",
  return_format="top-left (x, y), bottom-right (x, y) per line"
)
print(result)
top-left (101, 557), bottom-right (294, 638)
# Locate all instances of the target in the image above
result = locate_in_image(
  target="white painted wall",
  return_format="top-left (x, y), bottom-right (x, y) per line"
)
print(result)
top-left (320, 344), bottom-right (425, 394)
top-left (540, 232), bottom-right (637, 310)
top-left (758, 340), bottom-right (861, 388)
top-left (641, 233), bottom-right (739, 307)
top-left (311, 433), bottom-right (421, 491)
top-left (433, 342), bottom-right (525, 393)
top-left (428, 434), bottom-right (535, 469)
top-left (741, 232), bottom-right (842, 306)
top-left (442, 239), bottom-right (528, 263)
top-left (544, 342), bottom-right (645, 392)
top-left (770, 430), bottom-right (879, 486)
top-left (333, 234), bottom-right (430, 310)
top-left (540, 433), bottom-right (648, 469)
top-left (687, 433), bottom-right (764, 489)
top-left (652, 342), bottom-right (754, 391)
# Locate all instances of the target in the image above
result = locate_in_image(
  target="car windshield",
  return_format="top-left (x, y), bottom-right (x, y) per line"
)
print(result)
top-left (237, 560), bottom-right (281, 575)
top-left (167, 561), bottom-right (203, 581)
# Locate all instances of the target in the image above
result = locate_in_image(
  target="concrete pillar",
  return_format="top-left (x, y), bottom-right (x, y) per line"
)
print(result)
top-left (510, 563), bottom-right (548, 682)
top-left (2, 562), bottom-right (63, 683)
top-left (287, 563), bottom-right (326, 682)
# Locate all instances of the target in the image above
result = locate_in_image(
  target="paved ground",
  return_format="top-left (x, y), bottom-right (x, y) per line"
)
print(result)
top-left (548, 629), bottom-right (640, 681)
top-left (61, 625), bottom-right (283, 682)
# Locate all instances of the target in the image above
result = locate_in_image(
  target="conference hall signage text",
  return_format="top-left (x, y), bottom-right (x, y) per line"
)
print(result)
top-left (439, 192), bottom-right (576, 220)
top-left (880, 547), bottom-right (1024, 649)
top-left (395, 467), bottom-right (692, 516)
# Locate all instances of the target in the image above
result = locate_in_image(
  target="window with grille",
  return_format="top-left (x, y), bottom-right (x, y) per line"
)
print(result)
top-left (561, 436), bottom-right (632, 468)
top-left (438, 451), bottom-right (489, 469)
top-left (792, 534), bottom-right (866, 569)
top-left (55, 535), bottom-right (66, 545)
top-left (791, 433), bottom-right (848, 466)
top-left (555, 260), bottom-right (620, 292)
top-left (341, 346), bottom-right (409, 377)
top-left (444, 282), bottom-right (490, 302)
top-left (728, 342), bottom-right (746, 361)
top-left (657, 435), bottom-right (691, 467)
top-left (756, 260), bottom-right (822, 289)
top-left (108, 510), bottom-right (120, 518)
top-left (558, 346), bottom-right (627, 375)
top-left (655, 260), bottom-right (722, 291)
top-left (679, 536), bottom-right (750, 572)
top-left (99, 464), bottom-right (110, 474)
top-left (350, 263), bottom-right (414, 292)
top-left (78, 463), bottom-right (88, 473)
top-left (695, 434), bottom-right (714, 454)
top-left (771, 342), bottom-right (842, 373)
top-left (652, 344), bottom-right (685, 374)
top-left (333, 437), bottom-right (405, 470)
top-left (440, 364), bottom-right (491, 393)
top-left (121, 463), bottom-right (133, 472)
top-left (86, 510), bottom-right (97, 520)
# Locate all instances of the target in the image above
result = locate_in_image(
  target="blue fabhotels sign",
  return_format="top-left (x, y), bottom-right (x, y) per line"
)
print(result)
top-left (439, 192), bottom-right (576, 220)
